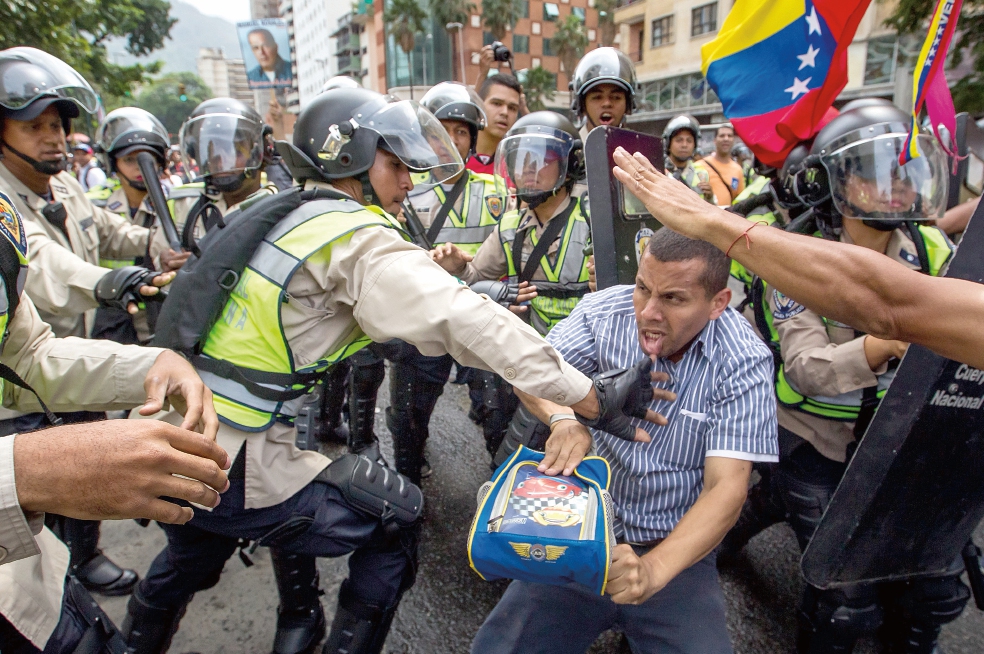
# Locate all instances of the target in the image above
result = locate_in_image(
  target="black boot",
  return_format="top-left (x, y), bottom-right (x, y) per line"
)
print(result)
top-left (318, 363), bottom-right (350, 446)
top-left (321, 582), bottom-right (397, 654)
top-left (120, 585), bottom-right (189, 654)
top-left (271, 550), bottom-right (326, 654)
top-left (347, 357), bottom-right (386, 461)
top-left (56, 517), bottom-right (139, 596)
top-left (879, 576), bottom-right (969, 654)
top-left (717, 463), bottom-right (786, 567)
top-left (388, 360), bottom-right (420, 485)
top-left (409, 381), bottom-right (444, 481)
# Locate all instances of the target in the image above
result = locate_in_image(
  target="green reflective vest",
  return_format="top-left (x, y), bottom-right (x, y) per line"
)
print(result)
top-left (498, 197), bottom-right (591, 336)
top-left (196, 197), bottom-right (406, 431)
top-left (85, 177), bottom-right (120, 207)
top-left (771, 225), bottom-right (954, 421)
top-left (429, 172), bottom-right (500, 255)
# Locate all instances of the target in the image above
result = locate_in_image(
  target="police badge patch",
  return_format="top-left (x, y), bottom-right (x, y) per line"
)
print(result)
top-left (485, 195), bottom-right (503, 219)
top-left (773, 289), bottom-right (806, 320)
top-left (0, 191), bottom-right (27, 259)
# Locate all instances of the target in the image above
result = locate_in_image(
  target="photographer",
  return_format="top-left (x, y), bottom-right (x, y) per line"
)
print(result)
top-left (470, 44), bottom-right (525, 175)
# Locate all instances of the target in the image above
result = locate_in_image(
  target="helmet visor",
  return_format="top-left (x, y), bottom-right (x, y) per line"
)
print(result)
top-left (424, 85), bottom-right (487, 129)
top-left (359, 100), bottom-right (464, 184)
top-left (493, 128), bottom-right (573, 199)
top-left (574, 50), bottom-right (636, 97)
top-left (823, 132), bottom-right (948, 221)
top-left (181, 113), bottom-right (264, 177)
top-left (101, 108), bottom-right (169, 153)
top-left (0, 48), bottom-right (98, 114)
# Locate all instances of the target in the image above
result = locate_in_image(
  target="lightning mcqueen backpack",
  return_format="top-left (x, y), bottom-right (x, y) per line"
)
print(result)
top-left (467, 445), bottom-right (616, 595)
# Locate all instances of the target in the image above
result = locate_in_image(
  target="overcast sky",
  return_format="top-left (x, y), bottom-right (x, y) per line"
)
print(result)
top-left (181, 0), bottom-right (251, 23)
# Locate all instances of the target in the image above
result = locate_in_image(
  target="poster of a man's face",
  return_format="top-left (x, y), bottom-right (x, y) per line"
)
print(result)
top-left (237, 19), bottom-right (292, 89)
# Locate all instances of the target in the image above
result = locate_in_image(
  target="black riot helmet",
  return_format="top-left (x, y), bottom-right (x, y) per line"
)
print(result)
top-left (276, 87), bottom-right (463, 203)
top-left (494, 111), bottom-right (584, 209)
top-left (96, 107), bottom-right (170, 171)
top-left (0, 47), bottom-right (99, 175)
top-left (420, 82), bottom-right (487, 156)
top-left (838, 97), bottom-right (896, 113)
top-left (179, 98), bottom-right (266, 193)
top-left (775, 143), bottom-right (812, 208)
top-left (786, 104), bottom-right (948, 235)
top-left (569, 47), bottom-right (637, 124)
top-left (662, 114), bottom-right (701, 155)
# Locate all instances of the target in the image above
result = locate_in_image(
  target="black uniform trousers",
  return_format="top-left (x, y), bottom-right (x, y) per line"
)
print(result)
top-left (137, 467), bottom-right (417, 614)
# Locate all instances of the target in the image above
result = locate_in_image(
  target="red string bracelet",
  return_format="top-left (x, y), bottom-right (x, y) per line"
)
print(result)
top-left (725, 221), bottom-right (769, 258)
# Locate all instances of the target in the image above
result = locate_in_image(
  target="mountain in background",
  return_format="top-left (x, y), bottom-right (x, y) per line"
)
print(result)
top-left (105, 0), bottom-right (243, 74)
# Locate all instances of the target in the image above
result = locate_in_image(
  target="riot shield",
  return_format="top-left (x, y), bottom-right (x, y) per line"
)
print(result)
top-left (801, 198), bottom-right (984, 588)
top-left (947, 112), bottom-right (984, 209)
top-left (585, 126), bottom-right (664, 289)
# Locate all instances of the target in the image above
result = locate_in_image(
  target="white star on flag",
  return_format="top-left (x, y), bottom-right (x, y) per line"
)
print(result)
top-left (797, 44), bottom-right (820, 70)
top-left (805, 7), bottom-right (822, 36)
top-left (785, 77), bottom-right (812, 100)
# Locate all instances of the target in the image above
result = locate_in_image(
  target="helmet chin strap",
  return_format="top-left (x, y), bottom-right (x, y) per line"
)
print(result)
top-left (358, 172), bottom-right (380, 207)
top-left (519, 187), bottom-right (559, 210)
top-left (117, 171), bottom-right (147, 192)
top-left (209, 171), bottom-right (249, 194)
top-left (0, 140), bottom-right (67, 175)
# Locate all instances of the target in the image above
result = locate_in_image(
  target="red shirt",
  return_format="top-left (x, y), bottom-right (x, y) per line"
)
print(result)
top-left (467, 153), bottom-right (494, 175)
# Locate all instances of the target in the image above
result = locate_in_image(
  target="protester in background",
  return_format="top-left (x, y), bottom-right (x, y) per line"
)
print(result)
top-left (72, 142), bottom-right (105, 192)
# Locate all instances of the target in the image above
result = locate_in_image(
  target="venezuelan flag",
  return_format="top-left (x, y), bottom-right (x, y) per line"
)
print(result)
top-left (701, 0), bottom-right (872, 167)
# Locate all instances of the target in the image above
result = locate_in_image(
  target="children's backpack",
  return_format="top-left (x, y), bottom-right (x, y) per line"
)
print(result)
top-left (467, 445), bottom-right (616, 595)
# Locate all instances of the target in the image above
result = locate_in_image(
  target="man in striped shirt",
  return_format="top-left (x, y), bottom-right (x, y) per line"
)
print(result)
top-left (472, 228), bottom-right (778, 654)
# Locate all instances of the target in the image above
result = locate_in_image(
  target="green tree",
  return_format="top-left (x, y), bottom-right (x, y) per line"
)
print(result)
top-left (886, 0), bottom-right (984, 113)
top-left (430, 0), bottom-right (475, 81)
top-left (0, 0), bottom-right (175, 110)
top-left (132, 72), bottom-right (211, 137)
top-left (595, 0), bottom-right (618, 47)
top-left (386, 0), bottom-right (428, 98)
top-left (552, 14), bottom-right (589, 82)
top-left (482, 0), bottom-right (521, 41)
top-left (522, 66), bottom-right (557, 111)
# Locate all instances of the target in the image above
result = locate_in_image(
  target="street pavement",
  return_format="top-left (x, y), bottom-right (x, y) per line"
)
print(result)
top-left (96, 377), bottom-right (984, 653)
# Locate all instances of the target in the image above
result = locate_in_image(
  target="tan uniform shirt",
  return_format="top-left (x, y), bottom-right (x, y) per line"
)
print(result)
top-left (0, 294), bottom-right (162, 646)
top-left (458, 197), bottom-right (572, 285)
top-left (164, 183), bottom-right (591, 510)
top-left (771, 229), bottom-right (922, 461)
top-left (0, 163), bottom-right (150, 338)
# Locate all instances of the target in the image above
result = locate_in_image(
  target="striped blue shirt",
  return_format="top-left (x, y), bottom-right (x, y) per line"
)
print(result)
top-left (546, 285), bottom-right (778, 542)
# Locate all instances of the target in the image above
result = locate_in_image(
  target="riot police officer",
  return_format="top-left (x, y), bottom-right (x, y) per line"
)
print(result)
top-left (662, 114), bottom-right (701, 182)
top-left (733, 105), bottom-right (965, 654)
top-left (125, 87), bottom-right (628, 654)
top-left (569, 47), bottom-right (637, 141)
top-left (88, 107), bottom-right (175, 343)
top-left (432, 111), bottom-right (591, 463)
top-left (0, 47), bottom-right (174, 598)
top-left (390, 82), bottom-right (501, 483)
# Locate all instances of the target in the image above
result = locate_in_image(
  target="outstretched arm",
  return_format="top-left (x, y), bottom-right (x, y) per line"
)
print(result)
top-left (612, 148), bottom-right (984, 369)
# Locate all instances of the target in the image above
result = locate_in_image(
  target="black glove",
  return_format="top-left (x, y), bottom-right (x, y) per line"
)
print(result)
top-left (95, 266), bottom-right (162, 311)
top-left (469, 280), bottom-right (521, 307)
top-left (576, 358), bottom-right (654, 441)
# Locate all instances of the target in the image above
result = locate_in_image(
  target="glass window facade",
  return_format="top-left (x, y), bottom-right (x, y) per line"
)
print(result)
top-left (864, 34), bottom-right (921, 86)
top-left (638, 72), bottom-right (719, 112)
top-left (513, 34), bottom-right (530, 54)
top-left (544, 2), bottom-right (560, 21)
top-left (384, 0), bottom-right (452, 90)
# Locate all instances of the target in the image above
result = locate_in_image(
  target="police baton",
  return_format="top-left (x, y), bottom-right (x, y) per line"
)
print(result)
top-left (401, 202), bottom-right (434, 250)
top-left (136, 151), bottom-right (182, 252)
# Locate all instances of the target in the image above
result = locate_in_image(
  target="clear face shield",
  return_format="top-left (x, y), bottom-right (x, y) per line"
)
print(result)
top-left (353, 99), bottom-right (464, 184)
top-left (0, 47), bottom-right (98, 114)
top-left (493, 127), bottom-right (574, 200)
top-left (823, 130), bottom-right (949, 222)
top-left (180, 113), bottom-right (264, 178)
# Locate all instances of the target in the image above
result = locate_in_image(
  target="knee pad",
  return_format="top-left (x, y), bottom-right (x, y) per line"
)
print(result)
top-left (776, 465), bottom-right (838, 551)
top-left (350, 357), bottom-right (385, 395)
top-left (799, 585), bottom-right (882, 653)
top-left (317, 454), bottom-right (423, 532)
top-left (893, 575), bottom-right (971, 626)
